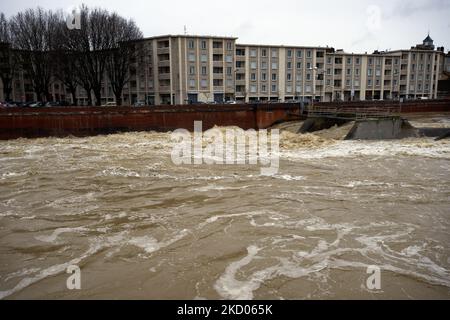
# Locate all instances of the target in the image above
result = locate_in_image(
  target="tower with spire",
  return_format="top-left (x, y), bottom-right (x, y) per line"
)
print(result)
top-left (415, 33), bottom-right (435, 50)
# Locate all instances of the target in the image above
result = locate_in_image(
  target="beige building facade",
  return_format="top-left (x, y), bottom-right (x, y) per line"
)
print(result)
top-left (0, 34), bottom-right (447, 104)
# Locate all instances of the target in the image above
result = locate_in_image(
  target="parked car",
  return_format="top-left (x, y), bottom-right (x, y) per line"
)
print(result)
top-left (101, 102), bottom-right (117, 107)
top-left (29, 102), bottom-right (45, 108)
top-left (45, 101), bottom-right (61, 107)
top-left (133, 101), bottom-right (146, 107)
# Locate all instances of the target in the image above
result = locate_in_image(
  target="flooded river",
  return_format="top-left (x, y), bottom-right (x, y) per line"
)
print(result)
top-left (0, 115), bottom-right (450, 299)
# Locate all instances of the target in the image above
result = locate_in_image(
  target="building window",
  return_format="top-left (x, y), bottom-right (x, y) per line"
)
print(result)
top-left (369, 58), bottom-right (373, 65)
top-left (287, 50), bottom-right (292, 58)
top-left (189, 66), bottom-right (195, 75)
top-left (250, 49), bottom-right (257, 57)
top-left (189, 79), bottom-right (195, 88)
top-left (287, 62), bottom-right (292, 69)
top-left (226, 42), bottom-right (232, 50)
top-left (356, 58), bottom-right (360, 65)
top-left (368, 69), bottom-right (373, 76)
top-left (297, 50), bottom-right (302, 58)
top-left (307, 50), bottom-right (312, 58)
top-left (201, 80), bottom-right (207, 88)
top-left (376, 69), bottom-right (381, 76)
top-left (261, 49), bottom-right (267, 57)
top-left (188, 40), bottom-right (194, 49)
top-left (201, 41), bottom-right (207, 50)
top-left (250, 85), bottom-right (257, 93)
top-left (272, 62), bottom-right (278, 70)
top-left (347, 68), bottom-right (351, 75)
top-left (286, 85), bottom-right (292, 93)
top-left (296, 85), bottom-right (302, 93)
top-left (347, 57), bottom-right (352, 64)
top-left (261, 62), bottom-right (267, 69)
top-left (272, 73), bottom-right (277, 81)
top-left (287, 73), bottom-right (292, 81)
top-left (251, 73), bottom-right (256, 81)
top-left (271, 84), bottom-right (277, 92)
top-left (227, 67), bottom-right (232, 75)
top-left (327, 57), bottom-right (332, 64)
top-left (306, 73), bottom-right (311, 81)
top-left (226, 55), bottom-right (233, 63)
top-left (305, 85), bottom-right (311, 93)
top-left (297, 62), bottom-right (302, 69)
top-left (201, 66), bottom-right (207, 75)
top-left (272, 50), bottom-right (278, 58)
top-left (376, 79), bottom-right (380, 86)
top-left (201, 54), bottom-right (207, 62)
top-left (355, 68), bottom-right (359, 75)
top-left (188, 54), bottom-right (196, 62)
top-left (261, 73), bottom-right (267, 81)
top-left (251, 61), bottom-right (257, 69)
top-left (261, 85), bottom-right (267, 92)
top-left (368, 79), bottom-right (372, 86)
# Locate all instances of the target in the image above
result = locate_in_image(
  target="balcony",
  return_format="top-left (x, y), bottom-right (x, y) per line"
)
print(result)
top-left (158, 73), bottom-right (171, 80)
top-left (159, 85), bottom-right (171, 92)
top-left (158, 60), bottom-right (170, 67)
top-left (157, 47), bottom-right (170, 55)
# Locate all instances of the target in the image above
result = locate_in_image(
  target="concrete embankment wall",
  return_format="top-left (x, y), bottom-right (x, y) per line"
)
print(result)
top-left (344, 118), bottom-right (419, 140)
top-left (314, 99), bottom-right (450, 113)
top-left (0, 104), bottom-right (301, 140)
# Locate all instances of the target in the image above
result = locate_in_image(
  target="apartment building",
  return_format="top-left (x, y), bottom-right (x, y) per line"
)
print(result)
top-left (119, 35), bottom-right (238, 106)
top-left (234, 44), bottom-right (334, 102)
top-left (0, 34), bottom-right (446, 104)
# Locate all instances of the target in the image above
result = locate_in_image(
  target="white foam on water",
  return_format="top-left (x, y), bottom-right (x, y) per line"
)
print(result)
top-left (283, 139), bottom-right (450, 160)
top-left (1, 172), bottom-right (27, 180)
top-left (272, 174), bottom-right (306, 181)
top-left (35, 227), bottom-right (89, 243)
top-left (0, 232), bottom-right (127, 299)
top-left (192, 184), bottom-right (251, 192)
top-left (214, 246), bottom-right (262, 300)
top-left (198, 211), bottom-right (271, 229)
top-left (128, 229), bottom-right (189, 255)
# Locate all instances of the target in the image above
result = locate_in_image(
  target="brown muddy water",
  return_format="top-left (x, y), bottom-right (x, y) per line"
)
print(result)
top-left (0, 115), bottom-right (450, 300)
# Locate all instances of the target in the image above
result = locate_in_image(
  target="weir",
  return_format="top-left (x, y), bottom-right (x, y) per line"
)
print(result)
top-left (300, 104), bottom-right (448, 140)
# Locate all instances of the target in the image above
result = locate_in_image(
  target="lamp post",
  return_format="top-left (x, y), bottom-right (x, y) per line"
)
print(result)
top-left (308, 66), bottom-right (318, 107)
top-left (309, 66), bottom-right (326, 106)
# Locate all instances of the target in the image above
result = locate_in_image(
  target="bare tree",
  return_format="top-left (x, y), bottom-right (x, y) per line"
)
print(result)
top-left (62, 6), bottom-right (111, 106)
top-left (9, 8), bottom-right (61, 102)
top-left (105, 14), bottom-right (143, 106)
top-left (0, 13), bottom-right (19, 102)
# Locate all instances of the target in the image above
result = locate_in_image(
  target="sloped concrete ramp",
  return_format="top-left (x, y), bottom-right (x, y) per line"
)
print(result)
top-left (345, 118), bottom-right (419, 140)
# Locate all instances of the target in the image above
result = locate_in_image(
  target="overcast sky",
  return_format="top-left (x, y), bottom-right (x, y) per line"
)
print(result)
top-left (2, 0), bottom-right (450, 53)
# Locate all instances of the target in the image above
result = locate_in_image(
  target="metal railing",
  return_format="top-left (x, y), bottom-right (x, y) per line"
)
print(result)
top-left (307, 105), bottom-right (402, 120)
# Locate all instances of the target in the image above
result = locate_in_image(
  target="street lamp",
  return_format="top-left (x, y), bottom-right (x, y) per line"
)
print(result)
top-left (309, 66), bottom-right (326, 106)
